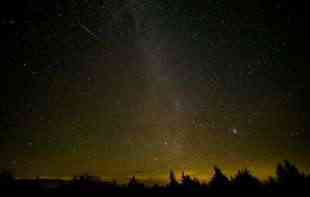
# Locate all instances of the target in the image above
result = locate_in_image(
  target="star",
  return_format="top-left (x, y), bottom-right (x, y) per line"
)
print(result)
top-left (175, 99), bottom-right (185, 112)
top-left (232, 128), bottom-right (238, 135)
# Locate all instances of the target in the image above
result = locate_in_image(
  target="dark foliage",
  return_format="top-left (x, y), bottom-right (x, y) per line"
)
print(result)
top-left (231, 169), bottom-right (262, 194)
top-left (0, 160), bottom-right (309, 194)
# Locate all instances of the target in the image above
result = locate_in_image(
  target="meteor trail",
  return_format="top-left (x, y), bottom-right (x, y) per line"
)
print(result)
top-left (78, 22), bottom-right (103, 43)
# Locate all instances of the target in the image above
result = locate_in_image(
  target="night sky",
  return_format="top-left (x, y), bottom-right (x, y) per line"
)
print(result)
top-left (1, 0), bottom-right (309, 183)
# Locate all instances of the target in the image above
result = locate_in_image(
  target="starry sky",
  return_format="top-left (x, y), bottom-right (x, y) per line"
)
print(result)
top-left (1, 0), bottom-right (309, 183)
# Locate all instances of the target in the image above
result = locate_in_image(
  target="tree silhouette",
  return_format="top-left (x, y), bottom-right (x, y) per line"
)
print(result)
top-left (180, 172), bottom-right (200, 192)
top-left (276, 160), bottom-right (305, 184)
top-left (231, 169), bottom-right (261, 193)
top-left (0, 160), bottom-right (309, 193)
top-left (128, 176), bottom-right (145, 191)
top-left (208, 166), bottom-right (229, 189)
top-left (275, 160), bottom-right (307, 192)
top-left (168, 170), bottom-right (178, 189)
top-left (128, 176), bottom-right (138, 186)
top-left (233, 169), bottom-right (260, 185)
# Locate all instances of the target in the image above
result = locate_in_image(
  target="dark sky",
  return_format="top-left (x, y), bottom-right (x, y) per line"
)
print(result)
top-left (1, 0), bottom-right (309, 182)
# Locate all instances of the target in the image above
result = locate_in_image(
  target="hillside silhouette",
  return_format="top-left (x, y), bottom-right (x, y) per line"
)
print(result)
top-left (1, 160), bottom-right (309, 194)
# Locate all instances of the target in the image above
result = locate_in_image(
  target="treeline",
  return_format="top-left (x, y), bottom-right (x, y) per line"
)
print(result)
top-left (0, 160), bottom-right (309, 194)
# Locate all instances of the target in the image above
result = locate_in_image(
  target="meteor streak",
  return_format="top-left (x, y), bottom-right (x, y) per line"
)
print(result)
top-left (78, 22), bottom-right (103, 42)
